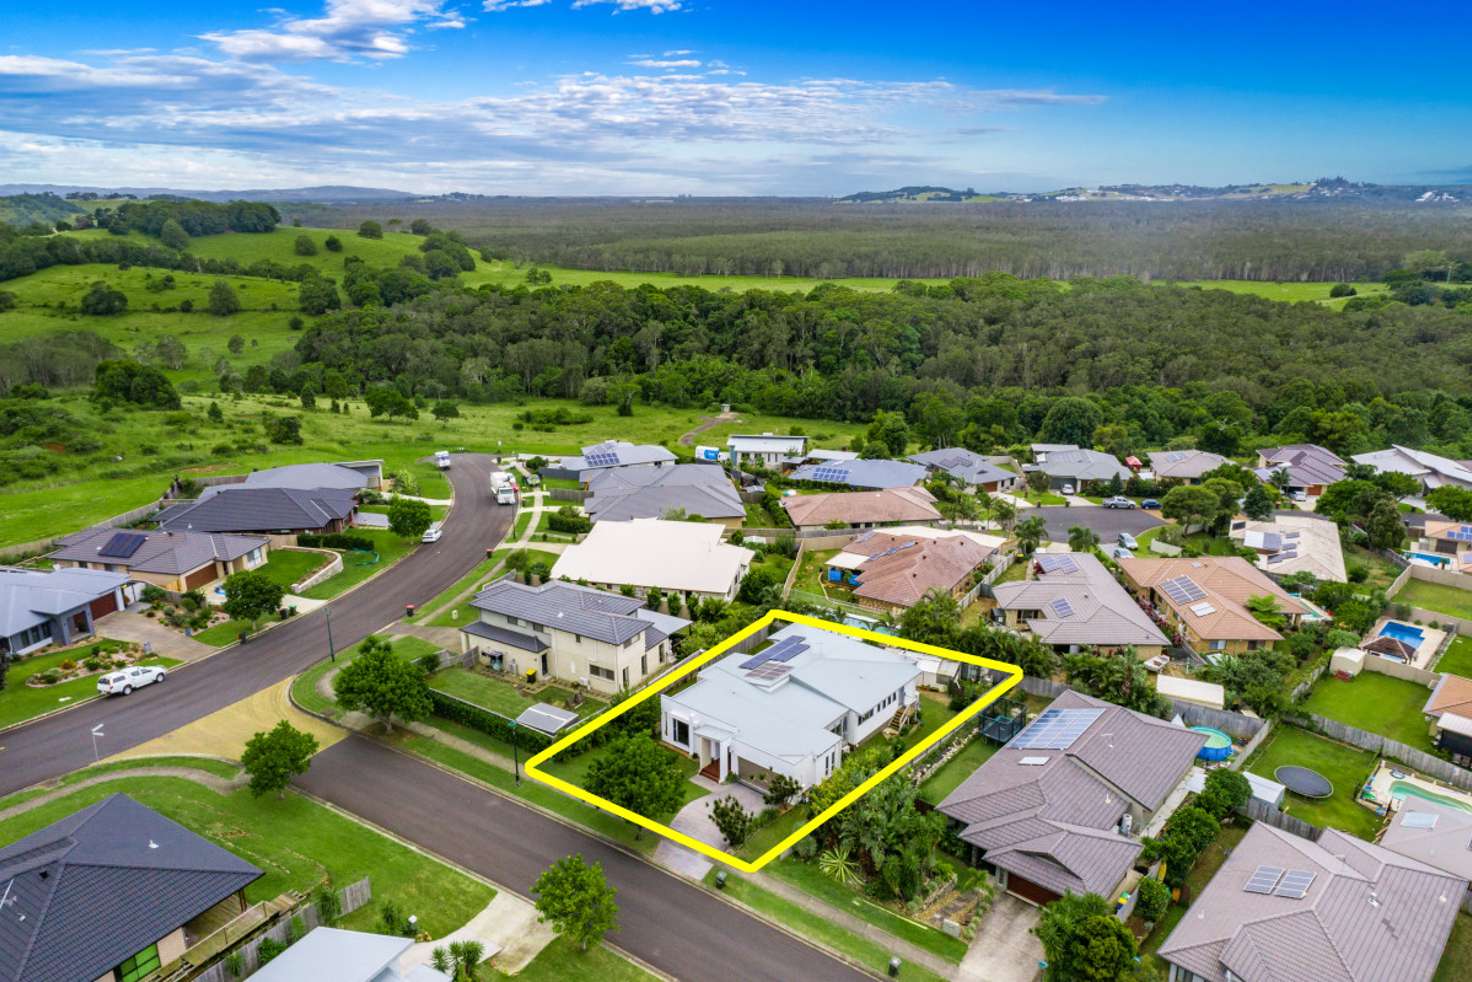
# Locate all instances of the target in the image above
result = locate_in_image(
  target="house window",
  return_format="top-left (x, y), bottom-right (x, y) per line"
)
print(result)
top-left (589, 665), bottom-right (615, 680)
top-left (671, 718), bottom-right (690, 746)
top-left (117, 943), bottom-right (162, 982)
top-left (1209, 640), bottom-right (1226, 651)
top-left (641, 654), bottom-right (648, 675)
top-left (858, 707), bottom-right (875, 724)
top-left (506, 615), bottom-right (519, 626)
top-left (574, 634), bottom-right (582, 644)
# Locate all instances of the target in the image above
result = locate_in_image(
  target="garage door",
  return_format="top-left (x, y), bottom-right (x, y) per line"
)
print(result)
top-left (1007, 874), bottom-right (1060, 907)
top-left (88, 591), bottom-right (119, 619)
top-left (184, 564), bottom-right (218, 591)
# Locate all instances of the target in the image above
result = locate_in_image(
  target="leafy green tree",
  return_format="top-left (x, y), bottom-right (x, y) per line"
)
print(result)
top-left (899, 589), bottom-right (962, 649)
top-left (764, 773), bottom-right (801, 807)
top-left (159, 217), bottom-right (189, 250)
top-left (388, 496), bottom-right (433, 538)
top-left (410, 218), bottom-right (434, 235)
top-left (1198, 768), bottom-right (1251, 819)
top-left (333, 635), bottom-right (433, 732)
top-left (432, 400), bottom-right (460, 425)
top-left (533, 855), bottom-right (618, 952)
top-left (358, 220), bottom-right (383, 239)
top-left (1427, 486), bottom-right (1472, 522)
top-left (80, 281), bottom-right (128, 315)
top-left (262, 414), bottom-right (303, 444)
top-left (222, 569), bottom-right (285, 624)
top-left (365, 385), bottom-right (418, 420)
top-left (1242, 482), bottom-right (1274, 520)
top-left (94, 359), bottom-right (180, 408)
top-left (1025, 470), bottom-right (1050, 495)
top-left (1366, 497), bottom-right (1405, 550)
top-left (737, 564), bottom-right (783, 605)
top-left (1245, 593), bottom-right (1285, 629)
top-left (207, 280), bottom-right (241, 316)
top-left (1015, 516), bottom-right (1046, 555)
top-left (865, 410), bottom-right (910, 456)
top-left (585, 734), bottom-right (687, 829)
top-left (1036, 891), bottom-right (1142, 982)
top-left (1134, 876), bottom-right (1169, 923)
top-left (241, 720), bottom-right (319, 798)
top-left (324, 234), bottom-right (343, 252)
top-left (207, 401), bottom-right (224, 423)
top-left (1160, 484), bottom-right (1220, 534)
top-left (710, 795), bottom-right (753, 847)
top-left (1063, 649), bottom-right (1170, 717)
top-left (1067, 525), bottom-right (1098, 552)
top-left (1039, 397), bottom-right (1103, 447)
top-left (294, 233), bottom-right (318, 256)
top-left (298, 275), bottom-right (341, 315)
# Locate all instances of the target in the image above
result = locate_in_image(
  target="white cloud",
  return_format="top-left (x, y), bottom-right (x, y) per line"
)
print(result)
top-left (199, 0), bottom-right (466, 62)
top-left (572, 0), bottom-right (684, 13)
top-left (484, 0), bottom-right (551, 10)
top-left (629, 57), bottom-right (701, 69)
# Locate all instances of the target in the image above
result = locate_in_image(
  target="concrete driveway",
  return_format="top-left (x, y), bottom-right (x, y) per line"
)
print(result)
top-left (656, 774), bottom-right (766, 880)
top-left (958, 892), bottom-right (1043, 982)
top-left (1032, 505), bottom-right (1162, 544)
top-left (95, 611), bottom-right (213, 662)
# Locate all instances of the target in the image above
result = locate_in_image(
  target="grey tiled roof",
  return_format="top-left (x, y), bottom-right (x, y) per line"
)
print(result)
top-left (584, 464), bottom-right (743, 522)
top-left (159, 487), bottom-right (356, 534)
top-left (991, 552), bottom-right (1169, 648)
top-left (1147, 449), bottom-right (1228, 480)
top-left (0, 567), bottom-right (131, 636)
top-left (0, 793), bottom-right (262, 982)
top-left (51, 528), bottom-right (265, 576)
top-left (1256, 443), bottom-right (1347, 487)
top-left (1158, 823), bottom-right (1466, 982)
top-left (1034, 448), bottom-right (1131, 482)
top-left (789, 458), bottom-right (928, 490)
top-left (235, 461), bottom-right (374, 491)
top-left (469, 578), bottom-right (655, 645)
top-left (938, 690), bottom-right (1203, 896)
top-left (908, 448), bottom-right (1014, 486)
top-left (460, 621), bottom-right (548, 652)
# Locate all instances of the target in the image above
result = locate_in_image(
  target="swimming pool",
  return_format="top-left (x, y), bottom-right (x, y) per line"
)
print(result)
top-left (1403, 551), bottom-right (1451, 569)
top-left (1391, 780), bottom-right (1472, 814)
top-left (1190, 726), bottom-right (1234, 762)
top-left (1379, 621), bottom-right (1426, 647)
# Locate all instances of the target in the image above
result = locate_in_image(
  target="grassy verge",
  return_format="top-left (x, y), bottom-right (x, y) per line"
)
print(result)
top-left (1397, 579), bottom-right (1472, 620)
top-left (511, 508), bottom-right (535, 541)
top-left (1435, 913), bottom-right (1472, 982)
top-left (301, 528), bottom-right (418, 599)
top-left (704, 868), bottom-right (947, 982)
top-left (289, 636), bottom-right (442, 719)
top-left (486, 937), bottom-right (656, 981)
top-left (0, 755), bottom-right (241, 814)
top-left (1, 654), bottom-right (181, 730)
top-left (425, 552), bottom-right (506, 625)
top-left (1438, 636), bottom-right (1472, 678)
top-left (766, 858), bottom-right (967, 962)
top-left (1300, 672), bottom-right (1439, 753)
top-left (1244, 725), bottom-right (1382, 839)
top-left (193, 619), bottom-right (258, 646)
top-left (0, 775), bottom-right (492, 937)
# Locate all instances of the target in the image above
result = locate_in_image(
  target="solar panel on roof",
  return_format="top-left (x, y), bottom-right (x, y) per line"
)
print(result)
top-left (1037, 555), bottom-right (1078, 575)
top-left (1190, 601), bottom-right (1217, 616)
top-left (585, 450), bottom-right (620, 467)
top-left (1050, 598), bottom-right (1074, 619)
top-left (811, 466), bottom-right (850, 483)
top-left (1402, 812), bottom-right (1439, 830)
top-left (772, 638), bottom-right (809, 662)
top-left (99, 531), bottom-right (147, 558)
top-left (746, 662), bottom-right (792, 682)
top-left (1161, 575), bottom-right (1206, 604)
top-left (1243, 865), bottom-right (1285, 895)
top-left (1273, 869), bottom-right (1316, 899)
top-left (739, 651), bottom-right (773, 670)
top-left (1009, 708), bottom-right (1105, 750)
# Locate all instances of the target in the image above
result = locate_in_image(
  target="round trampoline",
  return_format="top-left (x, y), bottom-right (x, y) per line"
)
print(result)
top-left (1276, 765), bottom-right (1334, 799)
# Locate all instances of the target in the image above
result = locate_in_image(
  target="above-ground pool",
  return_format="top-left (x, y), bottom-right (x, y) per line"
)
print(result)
top-left (1191, 726), bottom-right (1234, 762)
top-left (1379, 621), bottom-right (1426, 647)
top-left (1403, 551), bottom-right (1452, 569)
top-left (1392, 781), bottom-right (1472, 814)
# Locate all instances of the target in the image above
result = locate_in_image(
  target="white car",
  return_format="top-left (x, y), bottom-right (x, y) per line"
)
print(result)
top-left (422, 524), bottom-right (443, 543)
top-left (1061, 484), bottom-right (1076, 495)
top-left (97, 665), bottom-right (166, 696)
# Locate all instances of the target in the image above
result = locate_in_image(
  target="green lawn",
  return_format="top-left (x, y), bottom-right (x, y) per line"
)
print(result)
top-left (1244, 725), bottom-right (1383, 840)
top-left (192, 618), bottom-right (259, 646)
top-left (1435, 913), bottom-right (1472, 982)
top-left (426, 552), bottom-right (506, 626)
top-left (902, 691), bottom-right (963, 750)
top-left (0, 775), bottom-right (492, 937)
top-left (430, 667), bottom-right (538, 717)
top-left (1343, 543), bottom-right (1404, 593)
top-left (918, 736), bottom-right (999, 805)
top-left (290, 635), bottom-right (442, 719)
top-left (487, 937), bottom-right (656, 981)
top-left (1301, 672), bottom-right (1438, 753)
top-left (539, 476), bottom-right (582, 491)
top-left (0, 648), bottom-right (179, 730)
top-left (1396, 579), bottom-right (1472, 621)
top-left (0, 755), bottom-right (242, 814)
top-left (766, 857), bottom-right (968, 962)
top-left (1437, 636), bottom-right (1472, 678)
top-left (704, 868), bottom-right (946, 982)
top-left (254, 547), bottom-right (333, 590)
top-left (737, 803), bottom-right (810, 862)
top-left (301, 527), bottom-right (419, 599)
top-left (511, 507), bottom-right (535, 541)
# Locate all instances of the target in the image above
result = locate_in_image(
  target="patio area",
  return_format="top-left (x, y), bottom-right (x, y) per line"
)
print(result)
top-left (1364, 617), bottom-right (1447, 671)
top-left (1362, 760), bottom-right (1472, 818)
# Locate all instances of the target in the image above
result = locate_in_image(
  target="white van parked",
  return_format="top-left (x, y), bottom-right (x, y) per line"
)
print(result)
top-left (435, 450), bottom-right (452, 470)
top-left (97, 664), bottom-right (167, 696)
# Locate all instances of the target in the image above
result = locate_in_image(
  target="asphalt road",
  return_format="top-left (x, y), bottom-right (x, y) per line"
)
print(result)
top-left (0, 454), bottom-right (513, 796)
top-left (297, 737), bottom-right (869, 982)
top-left (1032, 504), bottom-right (1162, 544)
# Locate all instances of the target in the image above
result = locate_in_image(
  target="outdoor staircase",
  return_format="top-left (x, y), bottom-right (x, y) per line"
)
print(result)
top-left (886, 703), bottom-right (916, 734)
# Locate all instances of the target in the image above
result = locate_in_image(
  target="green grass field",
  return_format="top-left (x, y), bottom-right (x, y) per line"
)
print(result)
top-left (300, 527), bottom-right (419, 599)
top-left (1162, 279), bottom-right (1387, 308)
top-left (254, 547), bottom-right (333, 589)
top-left (0, 773), bottom-right (492, 937)
top-left (429, 667), bottom-right (539, 717)
top-left (1244, 725), bottom-right (1383, 839)
top-left (1396, 579), bottom-right (1472, 621)
top-left (1438, 636), bottom-right (1472, 678)
top-left (0, 647), bottom-right (179, 729)
top-left (1300, 672), bottom-right (1438, 753)
top-left (487, 937), bottom-right (655, 981)
top-left (918, 735), bottom-right (998, 804)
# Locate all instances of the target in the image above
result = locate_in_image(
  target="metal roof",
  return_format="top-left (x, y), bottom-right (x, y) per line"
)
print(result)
top-left (51, 528), bottom-right (266, 576)
top-left (0, 566), bottom-right (132, 636)
top-left (789, 458), bottom-right (928, 490)
top-left (250, 927), bottom-right (444, 982)
top-left (159, 486), bottom-right (356, 534)
top-left (0, 794), bottom-right (262, 982)
top-left (584, 464), bottom-right (743, 522)
top-left (550, 519), bottom-right (754, 595)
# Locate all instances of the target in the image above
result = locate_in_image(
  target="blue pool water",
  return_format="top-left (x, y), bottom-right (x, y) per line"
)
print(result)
top-left (1379, 621), bottom-right (1426, 646)
top-left (1404, 551), bottom-right (1451, 568)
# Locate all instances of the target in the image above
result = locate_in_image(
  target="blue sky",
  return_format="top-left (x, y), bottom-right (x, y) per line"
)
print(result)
top-left (1, 0), bottom-right (1468, 194)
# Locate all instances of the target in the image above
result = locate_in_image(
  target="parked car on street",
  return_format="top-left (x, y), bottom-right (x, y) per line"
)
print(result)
top-left (1140, 498), bottom-right (1161, 510)
top-left (1102, 496), bottom-right (1136, 509)
top-left (97, 665), bottom-right (166, 696)
top-left (422, 524), bottom-right (443, 543)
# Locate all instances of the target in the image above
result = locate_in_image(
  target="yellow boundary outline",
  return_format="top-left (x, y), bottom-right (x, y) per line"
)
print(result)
top-left (525, 609), bottom-right (1021, 873)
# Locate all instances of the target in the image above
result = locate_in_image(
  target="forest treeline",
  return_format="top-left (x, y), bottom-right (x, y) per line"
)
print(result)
top-left (313, 197), bottom-right (1472, 282)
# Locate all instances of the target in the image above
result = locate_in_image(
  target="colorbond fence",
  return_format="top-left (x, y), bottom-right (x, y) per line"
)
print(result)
top-left (1287, 712), bottom-right (1472, 793)
top-left (184, 878), bottom-right (371, 982)
top-left (1240, 797), bottom-right (1322, 842)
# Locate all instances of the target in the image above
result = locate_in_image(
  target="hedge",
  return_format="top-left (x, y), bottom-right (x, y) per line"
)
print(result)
top-left (427, 689), bottom-right (553, 753)
top-left (298, 532), bottom-right (375, 551)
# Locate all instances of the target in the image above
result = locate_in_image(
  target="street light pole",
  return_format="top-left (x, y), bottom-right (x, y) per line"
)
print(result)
top-left (90, 723), bottom-right (104, 763)
top-left (326, 606), bottom-right (336, 662)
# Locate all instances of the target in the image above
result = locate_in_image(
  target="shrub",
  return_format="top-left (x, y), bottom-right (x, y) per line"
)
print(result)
top-left (426, 689), bottom-right (554, 751)
top-left (416, 652), bottom-right (440, 674)
top-left (1135, 876), bottom-right (1169, 923)
top-left (313, 885), bottom-right (341, 927)
top-left (36, 670), bottom-right (61, 685)
top-left (547, 506), bottom-right (592, 534)
top-left (256, 938), bottom-right (287, 965)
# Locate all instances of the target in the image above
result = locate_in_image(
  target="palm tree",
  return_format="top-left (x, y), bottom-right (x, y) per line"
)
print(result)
top-left (818, 844), bottom-right (863, 888)
top-left (1245, 594), bottom-right (1285, 629)
top-left (1016, 516), bottom-right (1046, 555)
top-left (1067, 525), bottom-right (1099, 552)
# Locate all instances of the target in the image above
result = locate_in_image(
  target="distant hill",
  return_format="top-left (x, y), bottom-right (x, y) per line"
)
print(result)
top-left (840, 177), bottom-right (1466, 205)
top-left (0, 183), bottom-right (418, 204)
top-left (0, 193), bottom-right (83, 226)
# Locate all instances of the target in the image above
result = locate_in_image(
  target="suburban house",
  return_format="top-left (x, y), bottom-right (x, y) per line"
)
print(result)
top-left (550, 518), bottom-right (755, 601)
top-left (1156, 822), bottom-right (1465, 982)
top-left (1410, 519), bottom-right (1472, 574)
top-left (1119, 556), bottom-right (1308, 653)
top-left (0, 566), bottom-right (136, 656)
top-left (1254, 443), bottom-right (1346, 498)
top-left (0, 793), bottom-right (263, 982)
top-left (659, 623), bottom-right (922, 788)
top-left (50, 527), bottom-right (270, 593)
top-left (1025, 445), bottom-right (1131, 490)
top-left (1379, 798), bottom-right (1472, 904)
top-left (458, 577), bottom-right (689, 694)
top-left (909, 448), bottom-right (1019, 492)
top-left (937, 690), bottom-right (1205, 906)
top-left (991, 552), bottom-right (1170, 656)
top-left (781, 486), bottom-right (941, 531)
top-left (822, 528), bottom-right (1000, 613)
top-left (548, 440), bottom-right (677, 483)
top-left (156, 486), bottom-right (357, 539)
top-left (231, 460), bottom-right (382, 492)
top-left (1423, 673), bottom-right (1472, 765)
top-left (787, 457), bottom-right (928, 490)
top-left (251, 927), bottom-right (449, 982)
top-left (726, 433), bottom-right (808, 469)
top-left (1146, 449), bottom-right (1228, 484)
top-left (1353, 444), bottom-right (1472, 492)
top-left (584, 463), bottom-right (744, 527)
top-left (1228, 511), bottom-right (1348, 582)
